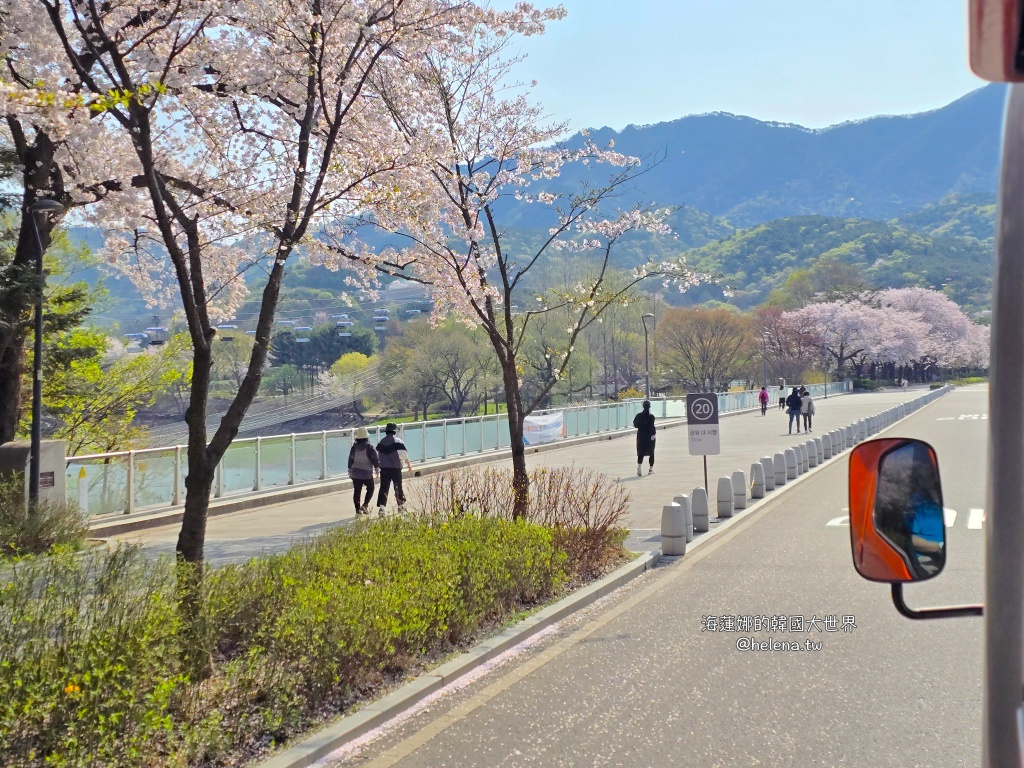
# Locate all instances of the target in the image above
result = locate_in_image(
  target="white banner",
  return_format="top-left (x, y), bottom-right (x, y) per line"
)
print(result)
top-left (523, 411), bottom-right (566, 445)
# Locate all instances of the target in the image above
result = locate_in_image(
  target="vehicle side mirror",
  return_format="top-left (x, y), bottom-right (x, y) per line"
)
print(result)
top-left (849, 438), bottom-right (946, 583)
top-left (969, 0), bottom-right (1024, 82)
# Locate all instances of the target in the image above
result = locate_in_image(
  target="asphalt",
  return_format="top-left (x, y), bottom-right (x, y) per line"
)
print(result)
top-left (119, 389), bottom-right (928, 564)
top-left (308, 386), bottom-right (985, 768)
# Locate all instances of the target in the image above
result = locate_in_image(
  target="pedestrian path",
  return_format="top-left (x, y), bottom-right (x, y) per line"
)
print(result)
top-left (119, 389), bottom-right (925, 563)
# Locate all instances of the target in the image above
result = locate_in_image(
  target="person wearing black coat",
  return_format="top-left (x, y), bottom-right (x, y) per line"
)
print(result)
top-left (633, 400), bottom-right (656, 476)
top-left (785, 387), bottom-right (803, 435)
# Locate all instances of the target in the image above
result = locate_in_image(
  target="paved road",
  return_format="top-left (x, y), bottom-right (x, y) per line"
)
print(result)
top-left (120, 389), bottom-right (927, 563)
top-left (318, 386), bottom-right (986, 767)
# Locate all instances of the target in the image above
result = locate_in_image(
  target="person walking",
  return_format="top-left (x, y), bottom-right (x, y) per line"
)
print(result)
top-left (800, 388), bottom-right (816, 432)
top-left (778, 384), bottom-right (786, 410)
top-left (786, 387), bottom-right (803, 434)
top-left (758, 386), bottom-right (770, 416)
top-left (348, 426), bottom-right (379, 515)
top-left (376, 423), bottom-right (412, 514)
top-left (633, 400), bottom-right (656, 476)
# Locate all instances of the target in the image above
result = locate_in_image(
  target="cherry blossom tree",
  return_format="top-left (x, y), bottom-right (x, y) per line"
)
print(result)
top-left (358, 30), bottom-right (698, 517)
top-left (4, 0), bottom-right (527, 562)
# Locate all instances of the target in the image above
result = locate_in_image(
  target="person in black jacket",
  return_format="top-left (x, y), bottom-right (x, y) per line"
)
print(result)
top-left (785, 387), bottom-right (803, 435)
top-left (633, 400), bottom-right (656, 476)
top-left (375, 423), bottom-right (412, 514)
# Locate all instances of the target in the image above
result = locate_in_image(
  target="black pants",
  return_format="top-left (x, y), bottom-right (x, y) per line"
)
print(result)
top-left (760, 401), bottom-right (768, 415)
top-left (637, 440), bottom-right (655, 466)
top-left (376, 468), bottom-right (405, 507)
top-left (803, 413), bottom-right (812, 430)
top-left (353, 478), bottom-right (374, 510)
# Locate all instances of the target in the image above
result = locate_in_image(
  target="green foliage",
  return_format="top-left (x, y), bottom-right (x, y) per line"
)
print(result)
top-left (895, 193), bottom-right (996, 243)
top-left (0, 514), bottom-right (580, 767)
top-left (29, 330), bottom-right (191, 454)
top-left (270, 323), bottom-right (375, 384)
top-left (685, 215), bottom-right (993, 313)
top-left (260, 364), bottom-right (302, 397)
top-left (0, 476), bottom-right (87, 558)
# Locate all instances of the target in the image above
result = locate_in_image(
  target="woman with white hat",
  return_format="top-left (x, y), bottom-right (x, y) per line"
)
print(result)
top-left (348, 426), bottom-right (379, 515)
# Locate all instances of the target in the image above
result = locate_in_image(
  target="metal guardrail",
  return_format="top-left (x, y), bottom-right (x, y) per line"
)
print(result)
top-left (69, 381), bottom-right (850, 520)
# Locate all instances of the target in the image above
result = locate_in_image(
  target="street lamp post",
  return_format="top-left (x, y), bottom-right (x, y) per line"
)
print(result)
top-left (760, 330), bottom-right (770, 388)
top-left (641, 313), bottom-right (655, 399)
top-left (27, 199), bottom-right (64, 505)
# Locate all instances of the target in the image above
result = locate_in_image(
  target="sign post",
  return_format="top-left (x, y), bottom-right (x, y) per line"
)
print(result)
top-left (687, 393), bottom-right (721, 491)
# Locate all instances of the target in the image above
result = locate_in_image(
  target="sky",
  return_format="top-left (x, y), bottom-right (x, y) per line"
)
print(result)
top-left (494, 1), bottom-right (987, 131)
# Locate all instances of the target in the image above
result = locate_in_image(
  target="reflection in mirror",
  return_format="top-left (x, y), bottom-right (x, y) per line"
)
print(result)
top-left (874, 441), bottom-right (946, 580)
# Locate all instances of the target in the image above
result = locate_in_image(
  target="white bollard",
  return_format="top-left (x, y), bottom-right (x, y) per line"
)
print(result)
top-left (814, 437), bottom-right (824, 464)
top-left (760, 456), bottom-right (776, 491)
top-left (806, 440), bottom-right (818, 468)
top-left (774, 453), bottom-right (788, 486)
top-left (717, 477), bottom-right (734, 519)
top-left (750, 462), bottom-right (766, 499)
top-left (673, 495), bottom-right (694, 543)
top-left (691, 487), bottom-right (710, 533)
top-left (732, 469), bottom-right (747, 510)
top-left (785, 449), bottom-right (798, 480)
top-left (796, 444), bottom-right (808, 474)
top-left (662, 502), bottom-right (687, 556)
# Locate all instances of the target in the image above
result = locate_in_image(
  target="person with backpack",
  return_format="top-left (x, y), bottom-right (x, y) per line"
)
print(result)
top-left (758, 386), bottom-right (770, 416)
top-left (785, 387), bottom-right (803, 434)
top-left (375, 422), bottom-right (413, 514)
top-left (348, 426), bottom-right (379, 515)
top-left (633, 400), bottom-right (656, 475)
top-left (800, 388), bottom-right (816, 432)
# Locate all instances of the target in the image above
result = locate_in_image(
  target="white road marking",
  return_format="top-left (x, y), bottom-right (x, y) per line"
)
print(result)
top-left (944, 507), bottom-right (957, 526)
top-left (968, 508), bottom-right (985, 529)
top-left (826, 515), bottom-right (849, 527)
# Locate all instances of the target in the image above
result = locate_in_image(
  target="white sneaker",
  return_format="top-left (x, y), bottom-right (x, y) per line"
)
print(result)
top-left (637, 465), bottom-right (642, 477)
top-left (377, 505), bottom-right (386, 516)
top-left (648, 467), bottom-right (655, 475)
top-left (397, 504), bottom-right (407, 513)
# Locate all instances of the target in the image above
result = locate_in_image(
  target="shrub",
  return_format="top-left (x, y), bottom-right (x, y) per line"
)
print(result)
top-left (413, 464), bottom-right (631, 578)
top-left (851, 378), bottom-right (880, 391)
top-left (0, 476), bottom-right (87, 558)
top-left (0, 515), bottom-right (571, 767)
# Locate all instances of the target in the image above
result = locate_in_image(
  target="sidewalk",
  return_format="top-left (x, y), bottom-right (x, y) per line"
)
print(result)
top-left (119, 389), bottom-right (924, 563)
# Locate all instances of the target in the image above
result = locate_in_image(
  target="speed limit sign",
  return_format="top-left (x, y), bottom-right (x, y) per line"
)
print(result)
top-left (686, 393), bottom-right (720, 455)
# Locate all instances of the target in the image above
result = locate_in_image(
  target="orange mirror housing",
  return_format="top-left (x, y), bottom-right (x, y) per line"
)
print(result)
top-left (969, 0), bottom-right (1024, 82)
top-left (849, 438), bottom-right (946, 583)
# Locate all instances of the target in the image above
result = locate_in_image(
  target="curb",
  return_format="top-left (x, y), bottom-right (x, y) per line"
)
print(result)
top-left (90, 396), bottom-right (809, 539)
top-left (253, 549), bottom-right (661, 768)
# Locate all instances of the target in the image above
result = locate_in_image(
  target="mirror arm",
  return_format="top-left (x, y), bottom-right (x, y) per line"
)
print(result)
top-left (891, 584), bottom-right (984, 620)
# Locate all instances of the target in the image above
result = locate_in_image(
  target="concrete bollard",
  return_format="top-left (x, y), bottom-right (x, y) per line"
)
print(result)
top-left (691, 487), bottom-right (710, 532)
top-left (661, 502), bottom-right (687, 556)
top-left (796, 444), bottom-right (808, 473)
top-left (774, 453), bottom-right (788, 486)
top-left (846, 425), bottom-right (855, 448)
top-left (857, 420), bottom-right (866, 443)
top-left (673, 495), bottom-right (694, 542)
top-left (822, 434), bottom-right (832, 460)
top-left (806, 440), bottom-right (818, 468)
top-left (732, 469), bottom-right (747, 510)
top-left (760, 456), bottom-right (776, 491)
top-left (750, 462), bottom-right (766, 499)
top-left (785, 449), bottom-right (798, 480)
top-left (814, 437), bottom-right (824, 464)
top-left (717, 477), bottom-right (734, 519)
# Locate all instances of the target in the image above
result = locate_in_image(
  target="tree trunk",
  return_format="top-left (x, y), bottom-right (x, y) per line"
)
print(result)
top-left (498, 357), bottom-right (529, 519)
top-left (176, 342), bottom-right (214, 563)
top-left (0, 133), bottom-right (60, 444)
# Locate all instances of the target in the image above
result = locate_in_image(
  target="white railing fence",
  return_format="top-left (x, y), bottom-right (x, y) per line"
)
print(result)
top-left (69, 381), bottom-right (850, 519)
